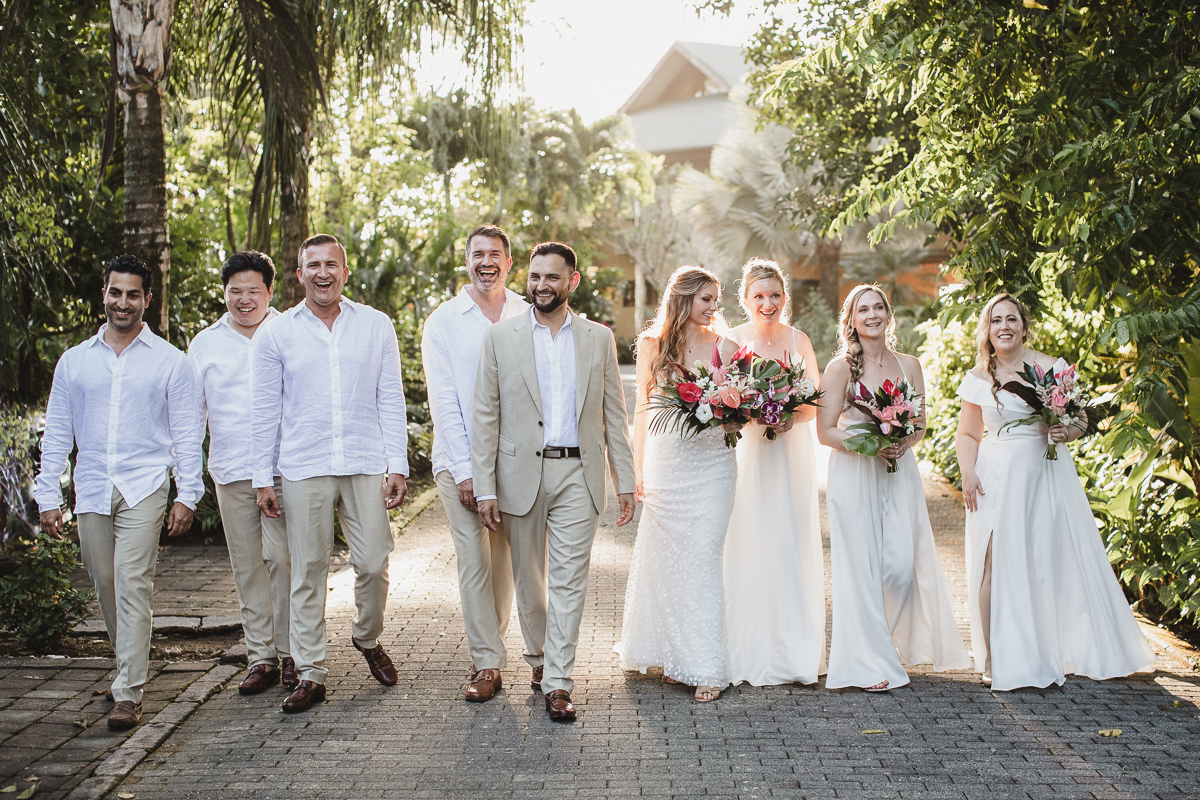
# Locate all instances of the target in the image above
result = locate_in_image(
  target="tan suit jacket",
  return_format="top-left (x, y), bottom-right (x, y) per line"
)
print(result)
top-left (471, 310), bottom-right (635, 517)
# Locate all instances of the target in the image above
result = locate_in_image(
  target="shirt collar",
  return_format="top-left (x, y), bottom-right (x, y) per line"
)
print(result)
top-left (455, 285), bottom-right (524, 315)
top-left (91, 322), bottom-right (157, 352)
top-left (215, 307), bottom-right (279, 334)
top-left (530, 306), bottom-right (573, 331)
top-left (294, 296), bottom-right (353, 321)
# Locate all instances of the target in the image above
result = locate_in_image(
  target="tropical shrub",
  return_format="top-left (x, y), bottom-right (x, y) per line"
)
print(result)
top-left (0, 532), bottom-right (92, 653)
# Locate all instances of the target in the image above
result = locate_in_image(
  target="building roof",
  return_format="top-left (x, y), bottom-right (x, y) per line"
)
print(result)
top-left (619, 41), bottom-right (747, 116)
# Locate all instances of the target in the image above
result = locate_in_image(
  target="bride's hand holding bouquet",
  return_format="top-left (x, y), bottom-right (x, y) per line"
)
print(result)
top-left (647, 359), bottom-right (749, 447)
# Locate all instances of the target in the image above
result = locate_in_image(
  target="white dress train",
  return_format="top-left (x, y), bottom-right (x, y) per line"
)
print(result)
top-left (724, 390), bottom-right (825, 684)
top-left (616, 427), bottom-right (737, 688)
top-left (826, 383), bottom-right (971, 690)
top-left (957, 371), bottom-right (1155, 691)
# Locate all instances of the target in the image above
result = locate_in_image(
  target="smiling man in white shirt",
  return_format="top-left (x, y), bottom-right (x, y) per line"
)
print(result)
top-left (421, 225), bottom-right (528, 703)
top-left (251, 233), bottom-right (409, 713)
top-left (36, 254), bottom-right (204, 732)
top-left (189, 251), bottom-right (294, 697)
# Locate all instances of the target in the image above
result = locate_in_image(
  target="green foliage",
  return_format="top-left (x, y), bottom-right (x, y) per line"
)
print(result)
top-left (792, 292), bottom-right (838, 371)
top-left (0, 532), bottom-right (92, 653)
top-left (0, 404), bottom-right (42, 544)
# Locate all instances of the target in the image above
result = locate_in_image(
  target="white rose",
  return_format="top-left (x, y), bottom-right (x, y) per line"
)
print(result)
top-left (695, 403), bottom-right (714, 423)
top-left (797, 377), bottom-right (815, 397)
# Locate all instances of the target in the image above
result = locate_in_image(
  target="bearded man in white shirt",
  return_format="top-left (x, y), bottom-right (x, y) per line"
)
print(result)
top-left (472, 242), bottom-right (636, 722)
top-left (189, 251), bottom-right (295, 696)
top-left (252, 233), bottom-right (409, 713)
top-left (36, 254), bottom-right (205, 732)
top-left (421, 225), bottom-right (528, 703)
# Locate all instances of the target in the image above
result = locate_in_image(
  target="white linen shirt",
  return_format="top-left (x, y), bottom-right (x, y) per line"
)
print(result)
top-left (188, 309), bottom-right (281, 485)
top-left (421, 287), bottom-right (528, 483)
top-left (250, 298), bottom-right (409, 488)
top-left (530, 308), bottom-right (579, 448)
top-left (35, 323), bottom-right (205, 515)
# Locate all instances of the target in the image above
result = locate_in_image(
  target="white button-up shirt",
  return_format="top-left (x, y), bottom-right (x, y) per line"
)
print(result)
top-left (251, 298), bottom-right (409, 488)
top-left (530, 308), bottom-right (579, 448)
top-left (35, 323), bottom-right (205, 515)
top-left (421, 287), bottom-right (528, 483)
top-left (188, 309), bottom-right (280, 485)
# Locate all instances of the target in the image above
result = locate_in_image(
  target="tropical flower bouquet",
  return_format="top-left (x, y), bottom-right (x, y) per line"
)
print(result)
top-left (843, 378), bottom-right (924, 473)
top-left (646, 360), bottom-right (750, 447)
top-left (999, 359), bottom-right (1088, 460)
top-left (728, 344), bottom-right (824, 441)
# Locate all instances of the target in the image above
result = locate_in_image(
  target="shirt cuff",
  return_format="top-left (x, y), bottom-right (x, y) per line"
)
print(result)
top-left (251, 470), bottom-right (275, 490)
top-left (173, 495), bottom-right (199, 511)
top-left (448, 461), bottom-right (473, 485)
top-left (475, 494), bottom-right (497, 502)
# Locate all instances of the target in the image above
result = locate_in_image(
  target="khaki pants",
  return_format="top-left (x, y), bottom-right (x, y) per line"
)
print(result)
top-left (77, 478), bottom-right (169, 704)
top-left (281, 473), bottom-right (394, 684)
top-left (214, 479), bottom-right (291, 668)
top-left (435, 470), bottom-right (513, 670)
top-left (502, 458), bottom-right (599, 693)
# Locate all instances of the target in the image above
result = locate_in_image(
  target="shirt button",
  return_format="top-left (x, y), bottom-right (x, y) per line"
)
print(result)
top-left (538, 421), bottom-right (543, 427)
top-left (535, 450), bottom-right (541, 457)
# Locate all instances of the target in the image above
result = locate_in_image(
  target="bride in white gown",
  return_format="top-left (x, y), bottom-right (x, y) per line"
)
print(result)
top-left (724, 259), bottom-right (826, 686)
top-left (817, 285), bottom-right (971, 691)
top-left (956, 293), bottom-right (1154, 690)
top-left (615, 266), bottom-right (742, 702)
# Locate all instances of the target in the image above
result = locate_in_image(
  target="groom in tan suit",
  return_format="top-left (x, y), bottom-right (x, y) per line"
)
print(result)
top-left (472, 241), bottom-right (636, 722)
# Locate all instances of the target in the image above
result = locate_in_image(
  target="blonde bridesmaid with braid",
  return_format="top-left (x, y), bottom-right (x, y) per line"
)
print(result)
top-left (816, 285), bottom-right (970, 692)
top-left (955, 293), bottom-right (1153, 690)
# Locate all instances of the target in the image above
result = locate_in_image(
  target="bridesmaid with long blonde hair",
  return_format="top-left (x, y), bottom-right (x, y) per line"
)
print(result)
top-left (816, 284), bottom-right (970, 691)
top-left (615, 265), bottom-right (742, 703)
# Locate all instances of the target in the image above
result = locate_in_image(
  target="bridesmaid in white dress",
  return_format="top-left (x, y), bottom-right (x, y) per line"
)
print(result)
top-left (724, 259), bottom-right (826, 686)
top-left (955, 293), bottom-right (1154, 690)
top-left (817, 285), bottom-right (971, 691)
top-left (615, 265), bottom-right (742, 702)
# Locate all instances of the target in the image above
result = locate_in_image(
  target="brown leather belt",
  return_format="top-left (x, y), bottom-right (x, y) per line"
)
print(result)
top-left (541, 446), bottom-right (581, 458)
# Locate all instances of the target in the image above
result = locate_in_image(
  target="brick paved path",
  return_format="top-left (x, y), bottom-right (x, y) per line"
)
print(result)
top-left (114, 466), bottom-right (1200, 800)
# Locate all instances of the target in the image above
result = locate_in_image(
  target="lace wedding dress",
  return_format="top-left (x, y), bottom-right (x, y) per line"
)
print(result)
top-left (957, 370), bottom-right (1154, 690)
top-left (615, 425), bottom-right (737, 688)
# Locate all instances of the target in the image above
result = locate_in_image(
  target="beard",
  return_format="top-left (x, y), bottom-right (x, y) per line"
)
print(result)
top-left (106, 307), bottom-right (142, 332)
top-left (531, 289), bottom-right (567, 314)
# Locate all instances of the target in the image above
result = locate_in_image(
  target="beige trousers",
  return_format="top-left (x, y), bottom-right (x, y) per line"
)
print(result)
top-left (77, 478), bottom-right (169, 704)
top-left (280, 473), bottom-right (394, 684)
top-left (435, 470), bottom-right (513, 670)
top-left (214, 479), bottom-right (291, 667)
top-left (502, 457), bottom-right (599, 693)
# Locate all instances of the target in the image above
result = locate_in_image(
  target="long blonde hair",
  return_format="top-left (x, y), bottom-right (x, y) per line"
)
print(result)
top-left (834, 284), bottom-right (898, 385)
top-left (637, 265), bottom-right (729, 394)
top-left (975, 293), bottom-right (1031, 402)
top-left (738, 258), bottom-right (791, 324)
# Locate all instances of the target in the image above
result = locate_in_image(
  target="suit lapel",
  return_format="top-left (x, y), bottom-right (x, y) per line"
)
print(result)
top-left (573, 313), bottom-right (593, 421)
top-left (511, 312), bottom-right (543, 416)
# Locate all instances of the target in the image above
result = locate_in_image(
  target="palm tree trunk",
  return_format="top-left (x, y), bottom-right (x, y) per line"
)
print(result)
top-left (815, 237), bottom-right (841, 315)
top-left (123, 89), bottom-right (170, 336)
top-left (278, 119), bottom-right (310, 308)
top-left (111, 0), bottom-right (174, 338)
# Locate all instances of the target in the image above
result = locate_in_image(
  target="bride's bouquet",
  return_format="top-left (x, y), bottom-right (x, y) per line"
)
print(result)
top-left (647, 361), bottom-right (750, 447)
top-left (728, 344), bottom-right (824, 441)
top-left (843, 379), bottom-right (924, 473)
top-left (999, 359), bottom-right (1088, 460)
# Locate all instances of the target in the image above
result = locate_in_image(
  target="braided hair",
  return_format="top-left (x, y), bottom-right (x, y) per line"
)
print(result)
top-left (974, 293), bottom-right (1031, 405)
top-left (834, 284), bottom-right (898, 386)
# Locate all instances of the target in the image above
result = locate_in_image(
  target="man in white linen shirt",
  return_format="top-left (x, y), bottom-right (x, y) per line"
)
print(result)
top-left (35, 254), bottom-right (204, 732)
top-left (252, 233), bottom-right (409, 713)
top-left (189, 251), bottom-right (295, 697)
top-left (421, 224), bottom-right (527, 703)
top-left (472, 242), bottom-right (636, 722)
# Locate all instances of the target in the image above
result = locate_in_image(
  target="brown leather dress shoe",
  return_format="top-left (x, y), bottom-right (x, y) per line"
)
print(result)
top-left (531, 665), bottom-right (544, 692)
top-left (239, 664), bottom-right (280, 695)
top-left (544, 689), bottom-right (576, 722)
top-left (465, 668), bottom-right (502, 702)
top-left (282, 680), bottom-right (326, 713)
top-left (107, 701), bottom-right (143, 730)
top-left (353, 640), bottom-right (398, 686)
top-left (281, 657), bottom-right (298, 690)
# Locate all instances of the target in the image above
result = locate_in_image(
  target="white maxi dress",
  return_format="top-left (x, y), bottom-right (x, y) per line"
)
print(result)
top-left (616, 424), bottom-right (737, 688)
top-left (957, 371), bottom-right (1155, 690)
top-left (723, 339), bottom-right (826, 686)
top-left (826, 375), bottom-right (971, 690)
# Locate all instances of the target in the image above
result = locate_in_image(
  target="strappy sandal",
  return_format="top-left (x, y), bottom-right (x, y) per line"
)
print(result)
top-left (695, 685), bottom-right (721, 702)
top-left (864, 680), bottom-right (890, 693)
top-left (663, 676), bottom-right (684, 685)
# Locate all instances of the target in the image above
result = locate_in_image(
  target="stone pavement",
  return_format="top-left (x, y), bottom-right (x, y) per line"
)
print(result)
top-left (109, 466), bottom-right (1200, 799)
